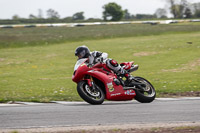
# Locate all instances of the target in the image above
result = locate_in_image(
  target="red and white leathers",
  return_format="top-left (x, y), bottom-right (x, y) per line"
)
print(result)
top-left (106, 59), bottom-right (126, 75)
top-left (88, 51), bottom-right (126, 75)
top-left (88, 51), bottom-right (108, 64)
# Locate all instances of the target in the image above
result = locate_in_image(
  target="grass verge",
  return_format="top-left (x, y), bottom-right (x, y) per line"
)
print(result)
top-left (0, 23), bottom-right (200, 102)
top-left (1, 22), bottom-right (200, 49)
top-left (0, 32), bottom-right (200, 102)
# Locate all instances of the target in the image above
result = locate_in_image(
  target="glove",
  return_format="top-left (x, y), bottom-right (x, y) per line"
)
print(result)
top-left (88, 63), bottom-right (93, 68)
top-left (95, 57), bottom-right (103, 63)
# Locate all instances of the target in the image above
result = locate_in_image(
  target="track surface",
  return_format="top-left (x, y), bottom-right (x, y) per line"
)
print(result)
top-left (0, 98), bottom-right (200, 129)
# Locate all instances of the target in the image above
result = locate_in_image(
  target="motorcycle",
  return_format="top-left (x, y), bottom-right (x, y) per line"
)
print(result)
top-left (72, 58), bottom-right (156, 105)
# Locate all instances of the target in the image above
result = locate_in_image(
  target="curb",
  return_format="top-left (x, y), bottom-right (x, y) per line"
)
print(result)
top-left (0, 97), bottom-right (200, 107)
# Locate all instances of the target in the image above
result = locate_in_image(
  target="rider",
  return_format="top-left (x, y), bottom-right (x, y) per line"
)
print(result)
top-left (74, 45), bottom-right (127, 76)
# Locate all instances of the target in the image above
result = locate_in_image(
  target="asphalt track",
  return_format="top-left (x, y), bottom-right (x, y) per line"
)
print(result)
top-left (0, 97), bottom-right (200, 131)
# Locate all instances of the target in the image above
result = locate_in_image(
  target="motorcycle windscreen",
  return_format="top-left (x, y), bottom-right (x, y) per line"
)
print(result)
top-left (74, 58), bottom-right (88, 71)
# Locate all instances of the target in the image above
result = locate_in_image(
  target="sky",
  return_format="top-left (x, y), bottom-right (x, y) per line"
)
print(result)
top-left (0, 0), bottom-right (200, 19)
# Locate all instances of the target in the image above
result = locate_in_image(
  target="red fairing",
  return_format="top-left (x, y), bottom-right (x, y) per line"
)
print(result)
top-left (106, 82), bottom-right (136, 101)
top-left (72, 63), bottom-right (91, 83)
top-left (72, 60), bottom-right (136, 101)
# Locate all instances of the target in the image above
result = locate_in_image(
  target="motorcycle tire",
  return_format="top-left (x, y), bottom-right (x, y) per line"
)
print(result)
top-left (77, 80), bottom-right (105, 105)
top-left (134, 77), bottom-right (156, 103)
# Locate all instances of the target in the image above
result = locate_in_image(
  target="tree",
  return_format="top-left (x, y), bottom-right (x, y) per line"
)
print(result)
top-left (103, 2), bottom-right (124, 21)
top-left (168, 0), bottom-right (182, 18)
top-left (184, 8), bottom-right (192, 18)
top-left (46, 9), bottom-right (60, 19)
top-left (154, 8), bottom-right (167, 18)
top-left (123, 9), bottom-right (132, 19)
top-left (135, 14), bottom-right (155, 19)
top-left (192, 3), bottom-right (200, 18)
top-left (72, 12), bottom-right (85, 20)
top-left (12, 15), bottom-right (20, 20)
top-left (29, 14), bottom-right (37, 19)
top-left (179, 0), bottom-right (190, 18)
top-left (167, 0), bottom-right (191, 18)
top-left (63, 17), bottom-right (73, 22)
top-left (168, 0), bottom-right (178, 18)
top-left (195, 10), bottom-right (200, 17)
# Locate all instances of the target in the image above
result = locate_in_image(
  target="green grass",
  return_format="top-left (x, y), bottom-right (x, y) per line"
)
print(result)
top-left (0, 23), bottom-right (200, 102)
top-left (1, 22), bottom-right (200, 49)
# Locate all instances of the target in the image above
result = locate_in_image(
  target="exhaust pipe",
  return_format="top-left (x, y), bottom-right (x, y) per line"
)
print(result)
top-left (128, 65), bottom-right (139, 73)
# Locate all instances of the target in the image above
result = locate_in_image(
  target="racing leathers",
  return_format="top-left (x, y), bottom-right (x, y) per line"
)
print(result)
top-left (88, 51), bottom-right (126, 75)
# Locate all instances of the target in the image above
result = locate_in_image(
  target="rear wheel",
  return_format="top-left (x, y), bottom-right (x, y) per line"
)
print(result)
top-left (77, 81), bottom-right (105, 105)
top-left (133, 77), bottom-right (156, 103)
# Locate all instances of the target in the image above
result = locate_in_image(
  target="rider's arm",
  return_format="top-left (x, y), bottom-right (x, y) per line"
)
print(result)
top-left (101, 52), bottom-right (108, 61)
top-left (90, 51), bottom-right (108, 64)
top-left (88, 55), bottom-right (94, 65)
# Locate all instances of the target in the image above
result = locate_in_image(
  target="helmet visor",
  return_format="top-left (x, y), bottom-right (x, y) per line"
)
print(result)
top-left (75, 50), bottom-right (86, 59)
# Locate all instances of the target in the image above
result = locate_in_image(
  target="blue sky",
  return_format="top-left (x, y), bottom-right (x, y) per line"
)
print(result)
top-left (0, 0), bottom-right (200, 19)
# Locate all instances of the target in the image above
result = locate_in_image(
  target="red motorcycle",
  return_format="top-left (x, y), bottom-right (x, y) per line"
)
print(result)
top-left (72, 59), bottom-right (156, 105)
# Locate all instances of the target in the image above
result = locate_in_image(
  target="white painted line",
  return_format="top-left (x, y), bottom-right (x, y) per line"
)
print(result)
top-left (0, 104), bottom-right (22, 107)
top-left (15, 102), bottom-right (45, 105)
top-left (51, 101), bottom-right (88, 104)
top-left (179, 97), bottom-right (200, 100)
top-left (156, 97), bottom-right (200, 101)
top-left (155, 98), bottom-right (179, 101)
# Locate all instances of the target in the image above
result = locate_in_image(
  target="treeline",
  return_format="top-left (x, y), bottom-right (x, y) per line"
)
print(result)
top-left (0, 15), bottom-right (158, 25)
top-left (167, 0), bottom-right (200, 18)
top-left (0, 18), bottom-right (102, 25)
top-left (0, 11), bottom-right (103, 25)
top-left (0, 0), bottom-right (200, 25)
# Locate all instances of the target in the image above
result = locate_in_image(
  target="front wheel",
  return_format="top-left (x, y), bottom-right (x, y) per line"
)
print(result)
top-left (133, 77), bottom-right (156, 103)
top-left (77, 81), bottom-right (105, 105)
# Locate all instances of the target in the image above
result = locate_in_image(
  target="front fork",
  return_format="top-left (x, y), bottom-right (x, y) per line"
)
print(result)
top-left (85, 76), bottom-right (96, 90)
